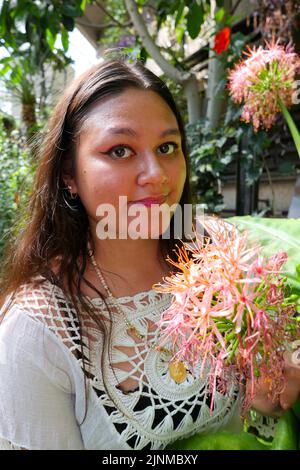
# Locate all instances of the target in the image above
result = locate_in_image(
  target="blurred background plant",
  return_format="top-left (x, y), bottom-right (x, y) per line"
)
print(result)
top-left (0, 0), bottom-right (86, 259)
top-left (185, 115), bottom-right (271, 214)
top-left (0, 0), bottom-right (86, 140)
top-left (0, 116), bottom-right (35, 260)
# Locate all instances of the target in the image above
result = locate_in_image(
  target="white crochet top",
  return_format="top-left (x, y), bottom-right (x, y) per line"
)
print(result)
top-left (0, 277), bottom-right (243, 450)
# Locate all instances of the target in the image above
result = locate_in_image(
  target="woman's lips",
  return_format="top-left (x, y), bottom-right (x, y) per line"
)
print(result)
top-left (129, 195), bottom-right (168, 207)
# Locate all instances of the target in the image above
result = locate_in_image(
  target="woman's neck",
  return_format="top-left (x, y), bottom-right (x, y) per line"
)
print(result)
top-left (87, 230), bottom-right (170, 298)
top-left (93, 239), bottom-right (162, 271)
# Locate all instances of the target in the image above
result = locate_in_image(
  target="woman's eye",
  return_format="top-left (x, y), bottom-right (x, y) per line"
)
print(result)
top-left (158, 142), bottom-right (179, 155)
top-left (106, 145), bottom-right (133, 159)
top-left (102, 142), bottom-right (179, 159)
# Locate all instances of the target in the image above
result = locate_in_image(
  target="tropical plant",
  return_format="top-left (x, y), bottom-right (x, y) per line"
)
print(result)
top-left (186, 117), bottom-right (240, 213)
top-left (228, 216), bottom-right (300, 274)
top-left (0, 0), bottom-right (86, 137)
top-left (185, 102), bottom-right (272, 214)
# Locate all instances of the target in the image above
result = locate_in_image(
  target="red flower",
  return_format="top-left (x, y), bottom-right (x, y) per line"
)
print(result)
top-left (213, 27), bottom-right (231, 54)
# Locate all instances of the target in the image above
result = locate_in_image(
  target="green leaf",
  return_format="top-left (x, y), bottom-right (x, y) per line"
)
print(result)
top-left (46, 28), bottom-right (56, 50)
top-left (61, 27), bottom-right (69, 52)
top-left (62, 3), bottom-right (82, 18)
top-left (61, 15), bottom-right (75, 31)
top-left (175, 1), bottom-right (185, 27)
top-left (226, 14), bottom-right (239, 25)
top-left (0, 63), bottom-right (10, 76)
top-left (228, 216), bottom-right (300, 274)
top-left (245, 166), bottom-right (263, 185)
top-left (80, 0), bottom-right (87, 14)
top-left (292, 397), bottom-right (300, 421)
top-left (25, 3), bottom-right (42, 19)
top-left (215, 7), bottom-right (225, 23)
top-left (0, 0), bottom-right (9, 35)
top-left (216, 136), bottom-right (227, 148)
top-left (285, 273), bottom-right (300, 291)
top-left (228, 144), bottom-right (238, 154)
top-left (169, 0), bottom-right (181, 15)
top-left (10, 65), bottom-right (22, 84)
top-left (220, 154), bottom-right (233, 165)
top-left (271, 410), bottom-right (298, 450)
top-left (11, 3), bottom-right (27, 21)
top-left (0, 56), bottom-right (11, 65)
top-left (166, 431), bottom-right (268, 450)
top-left (187, 2), bottom-right (204, 39)
top-left (139, 46), bottom-right (148, 63)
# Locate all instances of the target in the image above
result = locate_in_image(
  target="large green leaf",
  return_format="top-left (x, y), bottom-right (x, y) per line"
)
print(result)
top-left (228, 216), bottom-right (300, 274)
top-left (187, 2), bottom-right (204, 39)
top-left (166, 430), bottom-right (267, 450)
top-left (61, 26), bottom-right (69, 52)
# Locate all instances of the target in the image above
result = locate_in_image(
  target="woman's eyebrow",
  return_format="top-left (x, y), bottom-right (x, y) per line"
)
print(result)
top-left (104, 127), bottom-right (181, 138)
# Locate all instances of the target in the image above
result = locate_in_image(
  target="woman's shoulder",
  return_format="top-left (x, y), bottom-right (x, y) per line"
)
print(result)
top-left (0, 275), bottom-right (82, 350)
top-left (0, 281), bottom-right (89, 448)
top-left (8, 274), bottom-right (76, 317)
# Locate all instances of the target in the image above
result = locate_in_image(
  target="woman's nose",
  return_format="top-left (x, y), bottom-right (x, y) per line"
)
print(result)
top-left (137, 151), bottom-right (169, 186)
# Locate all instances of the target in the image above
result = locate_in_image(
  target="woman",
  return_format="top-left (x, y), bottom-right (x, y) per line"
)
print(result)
top-left (0, 57), bottom-right (298, 450)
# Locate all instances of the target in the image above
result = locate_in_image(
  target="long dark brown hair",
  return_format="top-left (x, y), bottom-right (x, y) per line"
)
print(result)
top-left (0, 57), bottom-right (195, 424)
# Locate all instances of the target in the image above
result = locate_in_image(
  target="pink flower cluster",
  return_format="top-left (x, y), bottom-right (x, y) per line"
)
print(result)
top-left (228, 41), bottom-right (300, 130)
top-left (154, 217), bottom-right (298, 411)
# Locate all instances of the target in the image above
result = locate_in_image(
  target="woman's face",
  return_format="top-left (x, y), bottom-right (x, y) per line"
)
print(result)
top-left (67, 88), bottom-right (187, 239)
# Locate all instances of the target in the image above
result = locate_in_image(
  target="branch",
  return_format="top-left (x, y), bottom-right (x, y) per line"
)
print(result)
top-left (158, 45), bottom-right (187, 70)
top-left (230, 0), bottom-right (243, 16)
top-left (76, 18), bottom-right (132, 30)
top-left (95, 0), bottom-right (131, 28)
top-left (124, 0), bottom-right (190, 84)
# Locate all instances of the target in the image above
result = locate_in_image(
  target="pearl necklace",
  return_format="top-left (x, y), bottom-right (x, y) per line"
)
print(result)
top-left (87, 245), bottom-right (188, 384)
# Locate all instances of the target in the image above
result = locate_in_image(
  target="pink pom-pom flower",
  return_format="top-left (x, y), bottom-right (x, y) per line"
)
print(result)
top-left (153, 217), bottom-right (299, 412)
top-left (228, 41), bottom-right (300, 131)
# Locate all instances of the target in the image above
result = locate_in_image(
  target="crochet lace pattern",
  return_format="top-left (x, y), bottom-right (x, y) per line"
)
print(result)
top-left (6, 277), bottom-right (240, 450)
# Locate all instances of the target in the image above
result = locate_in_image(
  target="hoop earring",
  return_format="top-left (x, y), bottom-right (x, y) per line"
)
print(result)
top-left (67, 185), bottom-right (78, 200)
top-left (61, 186), bottom-right (80, 212)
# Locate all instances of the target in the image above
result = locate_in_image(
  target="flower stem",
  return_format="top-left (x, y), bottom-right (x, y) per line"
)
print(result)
top-left (278, 98), bottom-right (300, 158)
top-left (226, 337), bottom-right (239, 364)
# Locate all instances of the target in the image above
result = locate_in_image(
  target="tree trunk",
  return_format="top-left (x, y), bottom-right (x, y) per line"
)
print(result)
top-left (21, 95), bottom-right (37, 143)
top-left (182, 76), bottom-right (202, 124)
top-left (206, 0), bottom-right (232, 129)
top-left (206, 53), bottom-right (224, 129)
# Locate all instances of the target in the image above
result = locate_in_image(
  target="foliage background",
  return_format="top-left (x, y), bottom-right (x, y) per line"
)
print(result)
top-left (0, 120), bottom-right (35, 258)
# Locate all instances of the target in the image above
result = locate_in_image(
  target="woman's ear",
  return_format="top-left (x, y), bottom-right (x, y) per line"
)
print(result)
top-left (62, 155), bottom-right (78, 192)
